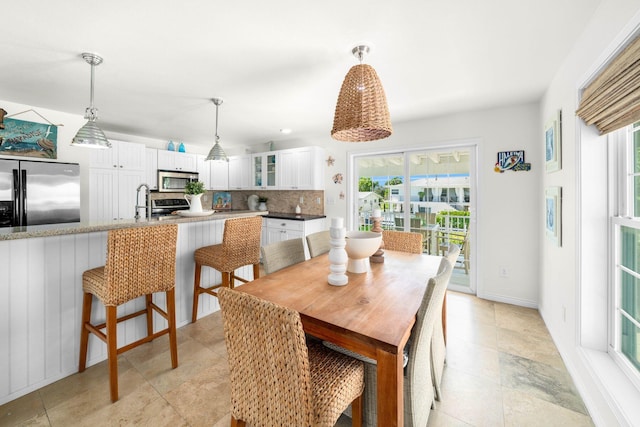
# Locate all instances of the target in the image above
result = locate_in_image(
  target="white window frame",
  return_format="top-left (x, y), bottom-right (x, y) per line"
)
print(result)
top-left (610, 124), bottom-right (640, 391)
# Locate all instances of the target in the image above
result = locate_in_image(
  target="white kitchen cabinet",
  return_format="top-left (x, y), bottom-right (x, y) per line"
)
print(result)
top-left (210, 160), bottom-right (229, 190)
top-left (90, 139), bottom-right (147, 221)
top-left (157, 150), bottom-right (197, 172)
top-left (252, 152), bottom-right (278, 190)
top-left (228, 155), bottom-right (252, 190)
top-left (263, 217), bottom-right (325, 258)
top-left (90, 139), bottom-right (145, 171)
top-left (145, 148), bottom-right (158, 190)
top-left (278, 146), bottom-right (325, 190)
top-left (89, 167), bottom-right (145, 221)
top-left (196, 155), bottom-right (211, 189)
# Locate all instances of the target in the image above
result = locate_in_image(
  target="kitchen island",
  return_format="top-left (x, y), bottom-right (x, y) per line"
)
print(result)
top-left (0, 210), bottom-right (266, 405)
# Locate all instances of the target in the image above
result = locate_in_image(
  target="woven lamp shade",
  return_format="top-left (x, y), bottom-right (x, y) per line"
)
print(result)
top-left (331, 64), bottom-right (393, 142)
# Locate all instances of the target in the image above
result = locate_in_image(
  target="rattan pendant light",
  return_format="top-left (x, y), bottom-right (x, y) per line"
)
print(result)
top-left (331, 45), bottom-right (392, 142)
top-left (206, 98), bottom-right (229, 162)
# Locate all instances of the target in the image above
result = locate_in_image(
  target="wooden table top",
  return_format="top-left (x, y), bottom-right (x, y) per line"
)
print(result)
top-left (238, 251), bottom-right (442, 355)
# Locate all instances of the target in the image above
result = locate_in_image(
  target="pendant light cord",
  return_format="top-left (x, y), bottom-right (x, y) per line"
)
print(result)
top-left (215, 102), bottom-right (219, 141)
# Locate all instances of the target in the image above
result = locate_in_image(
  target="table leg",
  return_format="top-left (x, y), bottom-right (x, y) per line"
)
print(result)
top-left (376, 347), bottom-right (403, 426)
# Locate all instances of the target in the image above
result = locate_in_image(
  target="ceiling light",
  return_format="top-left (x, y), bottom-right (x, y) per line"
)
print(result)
top-left (280, 128), bottom-right (292, 134)
top-left (331, 45), bottom-right (392, 142)
top-left (206, 98), bottom-right (229, 162)
top-left (71, 53), bottom-right (111, 149)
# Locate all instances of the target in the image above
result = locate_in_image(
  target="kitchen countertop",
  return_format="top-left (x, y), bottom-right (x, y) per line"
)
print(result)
top-left (262, 212), bottom-right (326, 221)
top-left (0, 210), bottom-right (267, 241)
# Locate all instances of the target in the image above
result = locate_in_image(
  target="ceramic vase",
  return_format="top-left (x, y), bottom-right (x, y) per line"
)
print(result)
top-left (258, 201), bottom-right (267, 211)
top-left (328, 218), bottom-right (348, 286)
top-left (184, 193), bottom-right (203, 213)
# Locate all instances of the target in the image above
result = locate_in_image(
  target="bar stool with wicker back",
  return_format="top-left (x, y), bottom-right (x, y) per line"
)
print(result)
top-left (78, 223), bottom-right (179, 403)
top-left (192, 216), bottom-right (262, 323)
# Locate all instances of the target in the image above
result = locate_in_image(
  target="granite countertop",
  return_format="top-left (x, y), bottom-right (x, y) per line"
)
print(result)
top-left (262, 212), bottom-right (326, 221)
top-left (0, 210), bottom-right (267, 241)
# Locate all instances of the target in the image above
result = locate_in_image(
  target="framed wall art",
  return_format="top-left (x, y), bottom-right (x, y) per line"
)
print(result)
top-left (545, 110), bottom-right (562, 173)
top-left (0, 117), bottom-right (58, 159)
top-left (545, 186), bottom-right (562, 246)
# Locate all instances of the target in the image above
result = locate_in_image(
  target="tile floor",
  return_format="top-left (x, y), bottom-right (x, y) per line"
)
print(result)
top-left (0, 291), bottom-right (593, 427)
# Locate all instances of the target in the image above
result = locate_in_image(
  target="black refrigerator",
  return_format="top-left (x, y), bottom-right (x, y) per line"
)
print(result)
top-left (0, 159), bottom-right (80, 227)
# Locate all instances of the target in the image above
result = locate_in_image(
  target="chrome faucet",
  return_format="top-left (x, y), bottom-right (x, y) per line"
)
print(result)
top-left (135, 183), bottom-right (152, 220)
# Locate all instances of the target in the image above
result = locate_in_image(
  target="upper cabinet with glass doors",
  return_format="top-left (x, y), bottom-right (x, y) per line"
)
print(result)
top-left (253, 152), bottom-right (278, 190)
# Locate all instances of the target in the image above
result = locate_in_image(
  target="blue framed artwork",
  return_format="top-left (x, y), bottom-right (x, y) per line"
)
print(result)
top-left (545, 186), bottom-right (561, 246)
top-left (0, 117), bottom-right (58, 159)
top-left (213, 192), bottom-right (231, 210)
top-left (494, 150), bottom-right (531, 172)
top-left (545, 110), bottom-right (561, 173)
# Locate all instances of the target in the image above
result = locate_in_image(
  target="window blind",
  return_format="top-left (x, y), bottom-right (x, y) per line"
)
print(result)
top-left (576, 35), bottom-right (640, 135)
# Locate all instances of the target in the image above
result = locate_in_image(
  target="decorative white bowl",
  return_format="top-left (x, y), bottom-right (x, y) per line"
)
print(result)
top-left (345, 231), bottom-right (382, 273)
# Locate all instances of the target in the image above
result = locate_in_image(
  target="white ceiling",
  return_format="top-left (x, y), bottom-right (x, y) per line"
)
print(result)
top-left (0, 0), bottom-right (601, 151)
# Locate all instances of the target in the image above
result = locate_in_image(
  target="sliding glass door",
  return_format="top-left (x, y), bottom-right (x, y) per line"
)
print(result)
top-left (352, 145), bottom-right (475, 292)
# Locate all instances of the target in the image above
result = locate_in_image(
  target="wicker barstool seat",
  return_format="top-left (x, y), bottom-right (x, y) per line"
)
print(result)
top-left (192, 216), bottom-right (262, 323)
top-left (78, 223), bottom-right (179, 403)
top-left (218, 287), bottom-right (364, 427)
top-left (382, 229), bottom-right (423, 254)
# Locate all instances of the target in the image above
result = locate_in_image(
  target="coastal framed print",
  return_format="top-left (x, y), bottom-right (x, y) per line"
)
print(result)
top-left (0, 117), bottom-right (58, 159)
top-left (545, 186), bottom-right (562, 246)
top-left (545, 110), bottom-right (561, 173)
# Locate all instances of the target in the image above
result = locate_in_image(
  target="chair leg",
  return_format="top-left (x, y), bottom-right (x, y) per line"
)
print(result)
top-left (145, 294), bottom-right (154, 337)
top-left (442, 291), bottom-right (447, 346)
top-left (106, 305), bottom-right (119, 402)
top-left (78, 292), bottom-right (92, 372)
top-left (230, 417), bottom-right (246, 427)
top-left (222, 271), bottom-right (231, 289)
top-left (192, 262), bottom-right (202, 323)
top-left (252, 263), bottom-right (260, 280)
top-left (351, 394), bottom-right (363, 427)
top-left (167, 289), bottom-right (178, 369)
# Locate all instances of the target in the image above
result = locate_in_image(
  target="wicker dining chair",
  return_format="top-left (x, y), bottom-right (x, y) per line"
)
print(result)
top-left (217, 287), bottom-right (365, 427)
top-left (192, 216), bottom-right (262, 323)
top-left (382, 229), bottom-right (423, 254)
top-left (306, 230), bottom-right (331, 258)
top-left (324, 258), bottom-right (452, 426)
top-left (431, 243), bottom-right (460, 401)
top-left (78, 224), bottom-right (179, 403)
top-left (261, 238), bottom-right (306, 275)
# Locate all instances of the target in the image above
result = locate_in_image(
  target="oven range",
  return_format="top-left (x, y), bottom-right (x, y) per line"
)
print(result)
top-left (150, 198), bottom-right (191, 219)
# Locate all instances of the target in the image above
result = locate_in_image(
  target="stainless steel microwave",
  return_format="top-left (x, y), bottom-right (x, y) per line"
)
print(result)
top-left (158, 169), bottom-right (199, 192)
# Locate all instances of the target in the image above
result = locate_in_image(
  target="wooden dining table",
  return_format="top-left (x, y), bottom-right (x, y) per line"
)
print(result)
top-left (237, 250), bottom-right (442, 426)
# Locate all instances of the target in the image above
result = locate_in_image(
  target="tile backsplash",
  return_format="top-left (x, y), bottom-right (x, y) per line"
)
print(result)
top-left (150, 190), bottom-right (324, 215)
top-left (230, 190), bottom-right (324, 215)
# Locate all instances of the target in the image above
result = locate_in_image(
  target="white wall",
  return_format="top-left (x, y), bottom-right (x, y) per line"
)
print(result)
top-left (541, 0), bottom-right (640, 425)
top-left (290, 102), bottom-right (541, 307)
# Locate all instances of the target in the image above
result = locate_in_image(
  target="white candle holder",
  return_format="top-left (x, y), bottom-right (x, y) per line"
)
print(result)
top-left (328, 218), bottom-right (348, 286)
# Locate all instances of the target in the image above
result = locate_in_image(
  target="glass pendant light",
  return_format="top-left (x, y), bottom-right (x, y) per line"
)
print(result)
top-left (71, 53), bottom-right (111, 148)
top-left (206, 98), bottom-right (229, 162)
